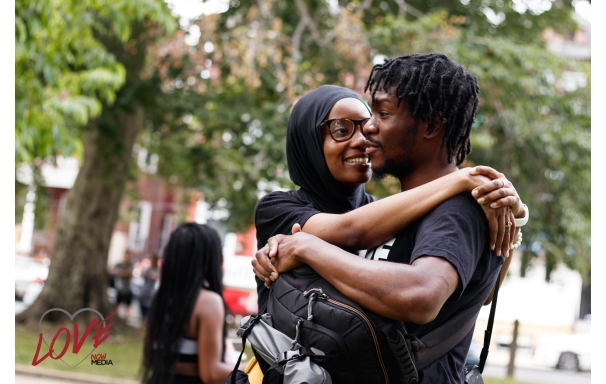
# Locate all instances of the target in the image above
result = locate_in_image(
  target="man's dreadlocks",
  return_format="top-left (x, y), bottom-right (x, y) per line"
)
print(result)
top-left (364, 53), bottom-right (480, 165)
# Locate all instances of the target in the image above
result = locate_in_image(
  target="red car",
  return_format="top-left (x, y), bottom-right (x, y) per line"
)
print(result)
top-left (223, 287), bottom-right (258, 317)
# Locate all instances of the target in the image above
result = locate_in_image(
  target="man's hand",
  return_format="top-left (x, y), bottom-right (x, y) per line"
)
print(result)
top-left (266, 224), bottom-right (310, 273)
top-left (251, 224), bottom-right (306, 289)
top-left (252, 238), bottom-right (283, 289)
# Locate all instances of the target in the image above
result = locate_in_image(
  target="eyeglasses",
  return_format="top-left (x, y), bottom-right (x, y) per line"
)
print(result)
top-left (320, 118), bottom-right (370, 142)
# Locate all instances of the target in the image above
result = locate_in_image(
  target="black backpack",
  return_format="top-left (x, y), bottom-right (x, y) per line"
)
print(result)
top-left (239, 265), bottom-right (501, 384)
top-left (267, 266), bottom-right (418, 384)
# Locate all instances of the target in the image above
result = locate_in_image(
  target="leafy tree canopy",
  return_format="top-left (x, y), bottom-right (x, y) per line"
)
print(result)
top-left (15, 0), bottom-right (176, 164)
top-left (16, 0), bottom-right (589, 281)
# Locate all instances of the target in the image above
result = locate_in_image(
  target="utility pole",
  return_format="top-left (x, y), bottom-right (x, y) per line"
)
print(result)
top-left (507, 319), bottom-right (519, 378)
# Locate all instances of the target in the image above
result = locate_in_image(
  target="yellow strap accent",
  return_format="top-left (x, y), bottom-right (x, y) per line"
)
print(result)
top-left (243, 356), bottom-right (264, 384)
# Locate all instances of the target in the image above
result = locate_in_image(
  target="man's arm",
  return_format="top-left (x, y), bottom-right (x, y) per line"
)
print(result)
top-left (261, 231), bottom-right (459, 324)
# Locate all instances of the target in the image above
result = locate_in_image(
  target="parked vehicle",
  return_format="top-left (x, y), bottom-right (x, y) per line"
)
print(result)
top-left (15, 256), bottom-right (48, 301)
top-left (466, 340), bottom-right (482, 367)
top-left (533, 331), bottom-right (591, 371)
top-left (223, 287), bottom-right (258, 322)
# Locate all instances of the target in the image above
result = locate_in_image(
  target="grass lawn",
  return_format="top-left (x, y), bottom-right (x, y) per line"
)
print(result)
top-left (16, 322), bottom-right (146, 380)
top-left (16, 323), bottom-right (534, 384)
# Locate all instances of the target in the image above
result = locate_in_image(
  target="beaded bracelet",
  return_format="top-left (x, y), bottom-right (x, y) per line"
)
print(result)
top-left (510, 231), bottom-right (523, 250)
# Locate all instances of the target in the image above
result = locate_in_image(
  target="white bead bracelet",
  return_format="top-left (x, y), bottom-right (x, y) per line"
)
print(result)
top-left (510, 231), bottom-right (523, 250)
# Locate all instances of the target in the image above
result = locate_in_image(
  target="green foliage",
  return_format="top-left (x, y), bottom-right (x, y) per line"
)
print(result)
top-left (367, 11), bottom-right (590, 279)
top-left (142, 75), bottom-right (294, 231)
top-left (16, 0), bottom-right (589, 279)
top-left (15, 0), bottom-right (176, 164)
top-left (178, 1), bottom-right (588, 278)
top-left (15, 181), bottom-right (28, 224)
top-left (360, 0), bottom-right (576, 38)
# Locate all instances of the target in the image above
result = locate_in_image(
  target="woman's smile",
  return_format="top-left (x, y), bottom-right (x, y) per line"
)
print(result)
top-left (322, 98), bottom-right (373, 186)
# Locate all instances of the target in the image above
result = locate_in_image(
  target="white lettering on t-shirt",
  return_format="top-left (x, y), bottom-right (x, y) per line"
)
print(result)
top-left (357, 238), bottom-right (395, 261)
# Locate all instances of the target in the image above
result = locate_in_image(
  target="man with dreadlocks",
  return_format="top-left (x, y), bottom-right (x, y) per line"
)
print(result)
top-left (260, 53), bottom-right (527, 383)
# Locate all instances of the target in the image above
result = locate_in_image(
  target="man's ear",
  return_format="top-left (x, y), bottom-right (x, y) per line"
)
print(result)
top-left (423, 114), bottom-right (445, 139)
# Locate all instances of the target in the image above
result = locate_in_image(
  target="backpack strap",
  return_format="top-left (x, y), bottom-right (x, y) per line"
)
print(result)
top-left (478, 269), bottom-right (501, 373)
top-left (265, 346), bottom-right (326, 372)
top-left (230, 302), bottom-right (269, 384)
top-left (412, 266), bottom-right (502, 371)
top-left (411, 301), bottom-right (483, 371)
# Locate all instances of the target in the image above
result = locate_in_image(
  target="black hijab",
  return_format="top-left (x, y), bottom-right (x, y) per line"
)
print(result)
top-left (286, 85), bottom-right (374, 214)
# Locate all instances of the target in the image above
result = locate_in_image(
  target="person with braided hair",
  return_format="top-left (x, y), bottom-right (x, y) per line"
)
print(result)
top-left (256, 53), bottom-right (527, 383)
top-left (364, 52), bottom-right (479, 168)
top-left (143, 223), bottom-right (237, 384)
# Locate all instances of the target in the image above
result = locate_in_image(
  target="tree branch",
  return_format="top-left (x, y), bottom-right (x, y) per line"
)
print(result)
top-left (357, 0), bottom-right (374, 13)
top-left (294, 0), bottom-right (324, 46)
top-left (393, 0), bottom-right (424, 19)
top-left (292, 17), bottom-right (307, 63)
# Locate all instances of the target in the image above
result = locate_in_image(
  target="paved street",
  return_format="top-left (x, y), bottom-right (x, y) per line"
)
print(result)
top-left (16, 364), bottom-right (592, 384)
top-left (16, 373), bottom-right (86, 384)
top-left (482, 364), bottom-right (591, 384)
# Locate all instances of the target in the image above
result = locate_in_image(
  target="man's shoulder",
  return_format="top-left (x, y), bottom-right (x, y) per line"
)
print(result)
top-left (434, 192), bottom-right (479, 209)
top-left (422, 192), bottom-right (485, 223)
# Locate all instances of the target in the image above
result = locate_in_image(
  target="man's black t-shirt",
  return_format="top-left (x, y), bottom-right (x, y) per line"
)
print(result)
top-left (362, 193), bottom-right (503, 383)
top-left (256, 190), bottom-right (502, 382)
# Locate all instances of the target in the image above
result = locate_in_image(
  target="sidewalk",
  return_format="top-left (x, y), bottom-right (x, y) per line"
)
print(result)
top-left (16, 365), bottom-right (139, 384)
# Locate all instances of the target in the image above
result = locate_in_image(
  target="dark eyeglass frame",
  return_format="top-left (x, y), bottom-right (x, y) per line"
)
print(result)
top-left (320, 118), bottom-right (370, 142)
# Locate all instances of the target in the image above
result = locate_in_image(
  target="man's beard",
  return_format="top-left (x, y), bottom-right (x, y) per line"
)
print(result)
top-left (370, 127), bottom-right (418, 181)
top-left (371, 155), bottom-right (415, 181)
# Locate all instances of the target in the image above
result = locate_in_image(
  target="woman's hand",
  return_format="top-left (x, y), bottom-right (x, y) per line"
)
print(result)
top-left (469, 166), bottom-right (525, 217)
top-left (482, 205), bottom-right (516, 258)
top-left (466, 166), bottom-right (525, 257)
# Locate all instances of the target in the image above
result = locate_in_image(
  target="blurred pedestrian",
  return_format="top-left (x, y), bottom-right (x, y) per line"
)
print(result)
top-left (138, 253), bottom-right (160, 322)
top-left (113, 250), bottom-right (134, 321)
top-left (143, 223), bottom-right (236, 384)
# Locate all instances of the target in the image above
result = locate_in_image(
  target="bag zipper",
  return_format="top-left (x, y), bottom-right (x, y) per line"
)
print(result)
top-left (315, 293), bottom-right (389, 383)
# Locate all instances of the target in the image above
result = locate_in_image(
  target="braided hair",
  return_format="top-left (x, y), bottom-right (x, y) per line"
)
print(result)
top-left (364, 53), bottom-right (480, 165)
top-left (143, 223), bottom-right (226, 384)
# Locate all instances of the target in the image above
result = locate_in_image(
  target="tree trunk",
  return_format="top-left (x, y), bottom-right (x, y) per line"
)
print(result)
top-left (17, 107), bottom-right (143, 327)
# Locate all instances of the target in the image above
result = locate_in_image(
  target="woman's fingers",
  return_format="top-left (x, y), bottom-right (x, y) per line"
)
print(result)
top-left (471, 177), bottom-right (513, 199)
top-left (291, 223), bottom-right (302, 234)
top-left (487, 210), bottom-right (498, 251)
top-left (509, 210), bottom-right (517, 249)
top-left (477, 189), bottom-right (519, 208)
top-left (472, 178), bottom-right (512, 199)
top-left (494, 209), bottom-right (506, 256)
top-left (470, 165), bottom-right (504, 180)
top-left (502, 214), bottom-right (511, 259)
